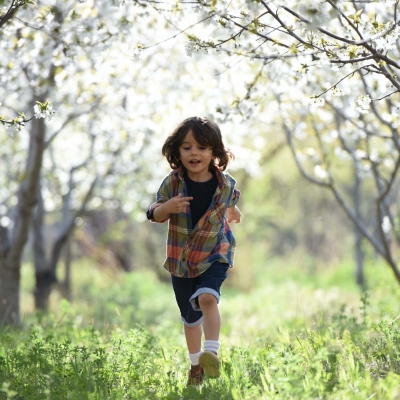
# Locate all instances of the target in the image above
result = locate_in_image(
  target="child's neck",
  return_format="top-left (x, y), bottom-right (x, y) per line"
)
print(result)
top-left (186, 170), bottom-right (213, 182)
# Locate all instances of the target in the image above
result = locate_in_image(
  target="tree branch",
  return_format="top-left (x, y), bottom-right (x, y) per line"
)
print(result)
top-left (44, 100), bottom-right (101, 148)
top-left (0, 0), bottom-right (24, 29)
top-left (50, 175), bottom-right (98, 275)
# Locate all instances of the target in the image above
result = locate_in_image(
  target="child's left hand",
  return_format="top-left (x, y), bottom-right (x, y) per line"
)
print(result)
top-left (227, 206), bottom-right (241, 223)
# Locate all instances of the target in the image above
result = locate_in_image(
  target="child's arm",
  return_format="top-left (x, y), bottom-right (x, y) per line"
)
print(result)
top-left (227, 205), bottom-right (241, 223)
top-left (153, 193), bottom-right (193, 222)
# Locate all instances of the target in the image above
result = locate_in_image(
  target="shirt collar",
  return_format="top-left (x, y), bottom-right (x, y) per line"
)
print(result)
top-left (173, 166), bottom-right (226, 191)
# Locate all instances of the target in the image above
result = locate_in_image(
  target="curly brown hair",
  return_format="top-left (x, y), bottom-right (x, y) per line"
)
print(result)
top-left (162, 117), bottom-right (234, 171)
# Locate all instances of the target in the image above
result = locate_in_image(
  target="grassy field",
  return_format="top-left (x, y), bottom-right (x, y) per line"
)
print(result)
top-left (1, 258), bottom-right (400, 399)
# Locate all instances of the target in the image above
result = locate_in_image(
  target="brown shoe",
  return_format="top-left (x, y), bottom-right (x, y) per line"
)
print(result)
top-left (186, 364), bottom-right (204, 386)
top-left (199, 351), bottom-right (220, 378)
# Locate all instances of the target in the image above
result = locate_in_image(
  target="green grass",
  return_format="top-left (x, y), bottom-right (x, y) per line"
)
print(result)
top-left (1, 258), bottom-right (400, 399)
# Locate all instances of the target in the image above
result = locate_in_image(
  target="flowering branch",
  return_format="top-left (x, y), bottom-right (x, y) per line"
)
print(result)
top-left (1, 101), bottom-right (56, 138)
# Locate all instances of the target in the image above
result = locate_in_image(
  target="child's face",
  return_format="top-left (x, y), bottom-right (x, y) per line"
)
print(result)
top-left (179, 130), bottom-right (214, 181)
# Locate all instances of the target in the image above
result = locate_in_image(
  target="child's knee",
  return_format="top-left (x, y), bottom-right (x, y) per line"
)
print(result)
top-left (198, 293), bottom-right (217, 308)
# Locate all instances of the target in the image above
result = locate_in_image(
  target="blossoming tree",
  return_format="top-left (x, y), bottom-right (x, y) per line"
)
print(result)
top-left (0, 0), bottom-right (256, 325)
top-left (0, 0), bottom-right (159, 324)
top-left (146, 0), bottom-right (400, 284)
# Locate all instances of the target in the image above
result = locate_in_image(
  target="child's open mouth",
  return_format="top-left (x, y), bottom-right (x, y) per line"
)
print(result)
top-left (189, 160), bottom-right (201, 165)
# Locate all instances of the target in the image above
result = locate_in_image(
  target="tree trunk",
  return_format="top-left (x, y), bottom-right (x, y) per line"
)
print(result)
top-left (33, 181), bottom-right (55, 310)
top-left (352, 168), bottom-right (365, 287)
top-left (0, 111), bottom-right (46, 326)
top-left (33, 176), bottom-right (97, 310)
top-left (60, 236), bottom-right (72, 302)
top-left (0, 256), bottom-right (20, 326)
top-left (354, 229), bottom-right (365, 287)
top-left (34, 270), bottom-right (54, 310)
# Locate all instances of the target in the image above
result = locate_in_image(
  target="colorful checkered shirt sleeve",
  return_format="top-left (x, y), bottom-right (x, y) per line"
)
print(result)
top-left (148, 175), bottom-right (174, 223)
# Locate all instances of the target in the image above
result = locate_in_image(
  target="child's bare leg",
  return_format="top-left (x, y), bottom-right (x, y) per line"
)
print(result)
top-left (198, 294), bottom-right (220, 340)
top-left (184, 324), bottom-right (202, 354)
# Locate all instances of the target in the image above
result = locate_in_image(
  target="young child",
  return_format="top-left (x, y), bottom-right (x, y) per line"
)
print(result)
top-left (146, 116), bottom-right (241, 386)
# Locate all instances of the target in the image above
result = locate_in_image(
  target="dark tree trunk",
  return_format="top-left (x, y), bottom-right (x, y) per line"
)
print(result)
top-left (0, 114), bottom-right (46, 326)
top-left (32, 181), bottom-right (55, 311)
top-left (354, 229), bottom-right (365, 287)
top-left (32, 176), bottom-right (96, 310)
top-left (34, 270), bottom-right (55, 310)
top-left (352, 170), bottom-right (365, 287)
top-left (60, 236), bottom-right (72, 302)
top-left (0, 256), bottom-right (20, 326)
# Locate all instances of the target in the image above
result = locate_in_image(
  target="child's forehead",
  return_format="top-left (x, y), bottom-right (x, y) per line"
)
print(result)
top-left (180, 129), bottom-right (209, 145)
top-left (181, 130), bottom-right (195, 142)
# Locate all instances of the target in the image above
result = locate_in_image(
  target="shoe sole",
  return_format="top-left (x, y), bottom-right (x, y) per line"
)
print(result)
top-left (199, 352), bottom-right (220, 378)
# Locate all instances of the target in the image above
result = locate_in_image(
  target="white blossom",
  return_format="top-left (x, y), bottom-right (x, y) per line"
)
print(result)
top-left (314, 165), bottom-right (328, 179)
top-left (242, 14), bottom-right (252, 25)
top-left (199, 10), bottom-right (216, 26)
top-left (5, 124), bottom-right (19, 138)
top-left (384, 158), bottom-right (394, 169)
top-left (331, 87), bottom-right (344, 97)
top-left (375, 34), bottom-right (398, 50)
top-left (307, 147), bottom-right (320, 162)
top-left (330, 64), bottom-right (340, 72)
top-left (310, 97), bottom-right (325, 107)
top-left (377, 0), bottom-right (397, 6)
top-left (353, 130), bottom-right (367, 140)
top-left (382, 216), bottom-right (391, 233)
top-left (245, 0), bottom-right (262, 13)
top-left (185, 42), bottom-right (195, 57)
top-left (334, 147), bottom-right (350, 161)
top-left (34, 104), bottom-right (56, 121)
top-left (215, 104), bottom-right (231, 115)
top-left (355, 149), bottom-right (367, 160)
top-left (132, 47), bottom-right (143, 61)
top-left (322, 130), bottom-right (338, 143)
top-left (391, 105), bottom-right (400, 117)
top-left (0, 216), bottom-right (10, 227)
top-left (317, 53), bottom-right (330, 67)
top-left (356, 107), bottom-right (369, 115)
top-left (4, 118), bottom-right (25, 138)
top-left (356, 95), bottom-right (371, 114)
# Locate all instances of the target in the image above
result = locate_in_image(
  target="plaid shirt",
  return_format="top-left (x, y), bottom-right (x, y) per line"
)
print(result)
top-left (148, 167), bottom-right (240, 278)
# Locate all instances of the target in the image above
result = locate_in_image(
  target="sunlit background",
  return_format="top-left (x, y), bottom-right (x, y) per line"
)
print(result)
top-left (1, 0), bottom-right (400, 397)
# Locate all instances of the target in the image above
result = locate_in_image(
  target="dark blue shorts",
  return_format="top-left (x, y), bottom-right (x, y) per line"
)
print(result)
top-left (171, 261), bottom-right (230, 327)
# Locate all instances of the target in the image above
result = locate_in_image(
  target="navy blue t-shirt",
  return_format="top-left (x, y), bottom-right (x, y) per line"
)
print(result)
top-left (185, 171), bottom-right (218, 229)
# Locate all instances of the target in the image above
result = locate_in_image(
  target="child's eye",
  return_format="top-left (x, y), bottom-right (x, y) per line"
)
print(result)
top-left (199, 147), bottom-right (207, 150)
top-left (183, 147), bottom-right (190, 150)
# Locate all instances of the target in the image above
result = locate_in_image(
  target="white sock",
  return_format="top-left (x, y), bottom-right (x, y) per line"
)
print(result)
top-left (204, 340), bottom-right (220, 355)
top-left (188, 350), bottom-right (203, 366)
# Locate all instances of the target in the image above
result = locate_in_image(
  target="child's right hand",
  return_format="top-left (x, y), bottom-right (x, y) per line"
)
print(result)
top-left (163, 193), bottom-right (193, 214)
